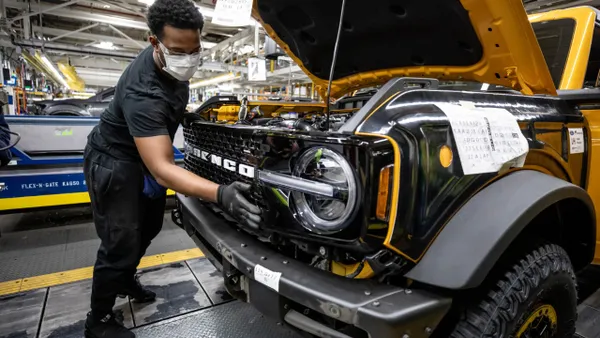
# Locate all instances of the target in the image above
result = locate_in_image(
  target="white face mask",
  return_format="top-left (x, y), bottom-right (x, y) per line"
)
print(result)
top-left (158, 41), bottom-right (201, 82)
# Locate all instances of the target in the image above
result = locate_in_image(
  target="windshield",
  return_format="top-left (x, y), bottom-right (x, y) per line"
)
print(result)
top-left (531, 18), bottom-right (576, 88)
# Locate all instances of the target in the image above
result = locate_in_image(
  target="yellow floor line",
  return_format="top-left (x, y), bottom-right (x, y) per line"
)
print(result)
top-left (0, 248), bottom-right (203, 297)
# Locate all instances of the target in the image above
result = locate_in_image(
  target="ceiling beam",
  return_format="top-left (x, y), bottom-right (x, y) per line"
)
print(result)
top-left (8, 0), bottom-right (84, 24)
top-left (4, 0), bottom-right (148, 30)
top-left (199, 61), bottom-right (247, 73)
top-left (268, 65), bottom-right (305, 77)
top-left (48, 23), bottom-right (99, 42)
top-left (5, 0), bottom-right (250, 37)
top-left (107, 24), bottom-right (145, 48)
top-left (33, 25), bottom-right (146, 48)
top-left (97, 0), bottom-right (145, 18)
top-left (9, 37), bottom-right (140, 58)
top-left (203, 27), bottom-right (254, 57)
top-left (32, 26), bottom-right (216, 50)
top-left (52, 56), bottom-right (129, 71)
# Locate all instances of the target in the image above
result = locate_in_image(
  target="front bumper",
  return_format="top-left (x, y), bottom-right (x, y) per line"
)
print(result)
top-left (177, 194), bottom-right (452, 338)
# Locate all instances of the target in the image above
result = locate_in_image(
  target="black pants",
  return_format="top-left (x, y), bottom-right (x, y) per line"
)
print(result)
top-left (83, 147), bottom-right (166, 317)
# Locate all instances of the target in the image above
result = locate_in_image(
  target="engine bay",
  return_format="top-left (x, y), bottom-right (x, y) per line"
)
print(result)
top-left (190, 93), bottom-right (373, 132)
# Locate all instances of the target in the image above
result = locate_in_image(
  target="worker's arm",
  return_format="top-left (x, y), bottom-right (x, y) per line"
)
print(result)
top-left (124, 92), bottom-right (261, 228)
top-left (134, 135), bottom-right (219, 201)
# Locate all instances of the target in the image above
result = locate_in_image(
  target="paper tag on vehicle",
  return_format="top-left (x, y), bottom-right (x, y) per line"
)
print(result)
top-left (436, 103), bottom-right (529, 175)
top-left (254, 264), bottom-right (281, 292)
top-left (212, 0), bottom-right (253, 26)
top-left (568, 128), bottom-right (585, 154)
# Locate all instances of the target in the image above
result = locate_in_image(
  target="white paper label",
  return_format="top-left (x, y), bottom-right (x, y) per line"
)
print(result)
top-left (248, 58), bottom-right (267, 81)
top-left (436, 103), bottom-right (529, 175)
top-left (212, 0), bottom-right (253, 26)
top-left (254, 264), bottom-right (281, 292)
top-left (568, 128), bottom-right (585, 154)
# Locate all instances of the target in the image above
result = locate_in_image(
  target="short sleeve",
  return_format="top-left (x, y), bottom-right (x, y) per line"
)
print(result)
top-left (122, 92), bottom-right (170, 138)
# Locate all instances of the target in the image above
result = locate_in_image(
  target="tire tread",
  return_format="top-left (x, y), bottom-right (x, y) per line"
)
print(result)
top-left (450, 243), bottom-right (577, 338)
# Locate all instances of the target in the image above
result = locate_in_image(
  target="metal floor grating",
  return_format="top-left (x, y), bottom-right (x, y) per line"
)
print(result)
top-left (0, 257), bottom-right (300, 338)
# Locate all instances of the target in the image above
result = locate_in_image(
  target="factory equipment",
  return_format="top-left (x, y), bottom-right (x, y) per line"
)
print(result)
top-left (0, 116), bottom-right (185, 213)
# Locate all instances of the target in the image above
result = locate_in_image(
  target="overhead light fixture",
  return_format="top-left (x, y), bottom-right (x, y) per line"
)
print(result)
top-left (189, 72), bottom-right (240, 89)
top-left (38, 54), bottom-right (70, 89)
top-left (94, 41), bottom-right (116, 50)
top-left (138, 0), bottom-right (154, 5)
top-left (202, 41), bottom-right (217, 49)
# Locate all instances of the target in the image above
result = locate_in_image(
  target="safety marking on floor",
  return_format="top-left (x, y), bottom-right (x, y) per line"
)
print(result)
top-left (0, 190), bottom-right (175, 211)
top-left (0, 248), bottom-right (203, 297)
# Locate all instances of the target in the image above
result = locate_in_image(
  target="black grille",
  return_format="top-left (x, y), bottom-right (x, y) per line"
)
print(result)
top-left (183, 123), bottom-right (266, 205)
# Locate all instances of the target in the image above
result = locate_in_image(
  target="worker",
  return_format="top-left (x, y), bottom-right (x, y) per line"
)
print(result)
top-left (82, 1), bottom-right (262, 337)
top-left (0, 111), bottom-right (12, 167)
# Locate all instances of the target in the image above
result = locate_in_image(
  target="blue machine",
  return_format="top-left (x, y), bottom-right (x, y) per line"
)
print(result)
top-left (0, 115), bottom-right (185, 213)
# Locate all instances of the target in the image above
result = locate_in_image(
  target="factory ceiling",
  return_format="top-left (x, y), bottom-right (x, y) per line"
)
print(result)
top-left (0, 0), bottom-right (597, 90)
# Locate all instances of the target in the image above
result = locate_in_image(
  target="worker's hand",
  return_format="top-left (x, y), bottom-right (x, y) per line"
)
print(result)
top-left (218, 182), bottom-right (262, 229)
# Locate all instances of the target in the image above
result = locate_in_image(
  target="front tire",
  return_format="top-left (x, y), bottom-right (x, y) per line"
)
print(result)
top-left (450, 243), bottom-right (577, 338)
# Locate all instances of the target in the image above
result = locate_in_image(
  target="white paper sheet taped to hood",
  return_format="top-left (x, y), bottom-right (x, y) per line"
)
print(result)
top-left (436, 103), bottom-right (529, 175)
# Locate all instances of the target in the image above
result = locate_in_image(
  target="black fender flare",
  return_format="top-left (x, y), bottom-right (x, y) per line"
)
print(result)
top-left (405, 170), bottom-right (595, 290)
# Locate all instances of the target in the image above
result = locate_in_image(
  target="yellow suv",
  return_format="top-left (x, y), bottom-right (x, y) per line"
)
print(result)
top-left (175, 2), bottom-right (600, 338)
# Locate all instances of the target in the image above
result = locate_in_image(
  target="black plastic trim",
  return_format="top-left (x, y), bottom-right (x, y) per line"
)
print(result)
top-left (177, 194), bottom-right (452, 338)
top-left (284, 310), bottom-right (353, 338)
top-left (339, 77), bottom-right (438, 133)
top-left (405, 170), bottom-right (596, 290)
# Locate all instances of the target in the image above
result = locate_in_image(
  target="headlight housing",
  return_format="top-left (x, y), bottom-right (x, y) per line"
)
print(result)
top-left (291, 147), bottom-right (358, 234)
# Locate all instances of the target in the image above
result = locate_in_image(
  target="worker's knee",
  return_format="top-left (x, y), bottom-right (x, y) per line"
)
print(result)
top-left (102, 227), bottom-right (143, 267)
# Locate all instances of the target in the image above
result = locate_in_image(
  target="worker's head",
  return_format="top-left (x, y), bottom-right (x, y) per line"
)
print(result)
top-left (147, 0), bottom-right (204, 81)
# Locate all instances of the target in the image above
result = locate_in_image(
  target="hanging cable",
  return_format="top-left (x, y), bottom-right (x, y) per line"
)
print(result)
top-left (324, 0), bottom-right (347, 130)
top-left (0, 127), bottom-right (20, 151)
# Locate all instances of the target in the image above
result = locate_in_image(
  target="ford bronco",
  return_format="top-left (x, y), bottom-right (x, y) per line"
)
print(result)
top-left (174, 1), bottom-right (600, 337)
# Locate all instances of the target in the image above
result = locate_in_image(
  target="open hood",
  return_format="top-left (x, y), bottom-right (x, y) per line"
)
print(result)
top-left (253, 0), bottom-right (556, 99)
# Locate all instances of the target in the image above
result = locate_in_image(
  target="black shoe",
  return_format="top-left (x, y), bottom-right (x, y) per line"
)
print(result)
top-left (84, 312), bottom-right (134, 338)
top-left (117, 275), bottom-right (156, 303)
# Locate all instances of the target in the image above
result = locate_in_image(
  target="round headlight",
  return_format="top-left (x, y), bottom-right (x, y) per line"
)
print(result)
top-left (291, 147), bottom-right (358, 234)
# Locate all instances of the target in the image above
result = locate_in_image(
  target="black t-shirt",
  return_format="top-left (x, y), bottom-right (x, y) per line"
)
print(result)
top-left (87, 46), bottom-right (189, 161)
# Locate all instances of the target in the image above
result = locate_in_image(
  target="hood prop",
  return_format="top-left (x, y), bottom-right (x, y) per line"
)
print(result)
top-left (324, 0), bottom-right (347, 131)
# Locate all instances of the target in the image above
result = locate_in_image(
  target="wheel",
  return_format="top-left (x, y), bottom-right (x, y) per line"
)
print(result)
top-left (450, 243), bottom-right (577, 338)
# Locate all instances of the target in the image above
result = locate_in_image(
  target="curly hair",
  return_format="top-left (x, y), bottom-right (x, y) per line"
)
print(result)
top-left (147, 0), bottom-right (204, 39)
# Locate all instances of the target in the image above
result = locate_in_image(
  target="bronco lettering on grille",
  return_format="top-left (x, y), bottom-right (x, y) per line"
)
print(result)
top-left (189, 146), bottom-right (255, 179)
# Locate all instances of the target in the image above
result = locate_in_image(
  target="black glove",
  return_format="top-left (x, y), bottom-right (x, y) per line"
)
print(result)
top-left (217, 182), bottom-right (262, 229)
